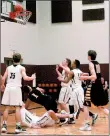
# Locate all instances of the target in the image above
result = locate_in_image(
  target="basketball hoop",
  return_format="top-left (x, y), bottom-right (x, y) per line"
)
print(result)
top-left (10, 10), bottom-right (32, 25)
top-left (16, 11), bottom-right (32, 25)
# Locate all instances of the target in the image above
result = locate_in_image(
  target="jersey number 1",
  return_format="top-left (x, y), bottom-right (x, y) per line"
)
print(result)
top-left (10, 73), bottom-right (15, 79)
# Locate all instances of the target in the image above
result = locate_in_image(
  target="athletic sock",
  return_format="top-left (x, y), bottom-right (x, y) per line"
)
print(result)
top-left (3, 121), bottom-right (7, 125)
top-left (69, 105), bottom-right (75, 120)
top-left (16, 122), bottom-right (21, 126)
top-left (69, 105), bottom-right (74, 114)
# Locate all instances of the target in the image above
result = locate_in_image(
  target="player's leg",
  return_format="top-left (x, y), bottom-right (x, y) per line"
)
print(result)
top-left (1, 87), bottom-right (10, 133)
top-left (68, 94), bottom-right (75, 124)
top-left (10, 87), bottom-right (24, 133)
top-left (25, 98), bottom-right (31, 109)
top-left (59, 103), bottom-right (69, 113)
top-left (58, 87), bottom-right (69, 113)
top-left (55, 111), bottom-right (74, 119)
top-left (97, 106), bottom-right (109, 115)
top-left (20, 107), bottom-right (34, 128)
top-left (1, 106), bottom-right (9, 133)
top-left (79, 106), bottom-right (91, 131)
top-left (47, 110), bottom-right (74, 126)
top-left (15, 106), bottom-right (24, 133)
top-left (48, 110), bottom-right (60, 123)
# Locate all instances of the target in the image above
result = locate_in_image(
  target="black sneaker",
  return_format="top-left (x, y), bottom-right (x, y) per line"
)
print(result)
top-left (60, 118), bottom-right (66, 123)
top-left (92, 113), bottom-right (98, 126)
top-left (1, 124), bottom-right (7, 133)
top-left (59, 118), bottom-right (68, 126)
top-left (15, 125), bottom-right (26, 134)
top-left (68, 118), bottom-right (75, 124)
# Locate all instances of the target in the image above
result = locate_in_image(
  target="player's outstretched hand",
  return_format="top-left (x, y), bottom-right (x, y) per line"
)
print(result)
top-left (59, 63), bottom-right (63, 68)
top-left (36, 87), bottom-right (45, 94)
top-left (56, 65), bottom-right (59, 71)
top-left (31, 73), bottom-right (36, 80)
top-left (57, 76), bottom-right (63, 81)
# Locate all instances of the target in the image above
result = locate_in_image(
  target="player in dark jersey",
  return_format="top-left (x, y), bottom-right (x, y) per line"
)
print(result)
top-left (79, 50), bottom-right (109, 131)
top-left (23, 86), bottom-right (58, 113)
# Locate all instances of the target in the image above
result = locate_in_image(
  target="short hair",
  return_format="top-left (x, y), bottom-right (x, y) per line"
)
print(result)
top-left (88, 50), bottom-right (97, 60)
top-left (74, 59), bottom-right (80, 69)
top-left (13, 53), bottom-right (21, 63)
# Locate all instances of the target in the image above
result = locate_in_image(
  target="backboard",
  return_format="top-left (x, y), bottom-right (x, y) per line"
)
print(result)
top-left (1, 0), bottom-right (26, 24)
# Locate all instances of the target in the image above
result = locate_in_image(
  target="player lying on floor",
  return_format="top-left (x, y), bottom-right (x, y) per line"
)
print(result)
top-left (23, 85), bottom-right (58, 112)
top-left (20, 104), bottom-right (74, 128)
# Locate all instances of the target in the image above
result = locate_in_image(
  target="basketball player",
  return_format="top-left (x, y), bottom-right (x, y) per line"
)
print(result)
top-left (20, 103), bottom-right (74, 128)
top-left (23, 85), bottom-right (58, 112)
top-left (59, 63), bottom-right (97, 124)
top-left (56, 58), bottom-right (71, 113)
top-left (1, 53), bottom-right (35, 134)
top-left (58, 60), bottom-right (84, 124)
top-left (79, 50), bottom-right (109, 131)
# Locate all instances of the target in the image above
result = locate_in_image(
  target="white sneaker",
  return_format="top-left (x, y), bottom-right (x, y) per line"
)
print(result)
top-left (1, 124), bottom-right (7, 133)
top-left (79, 123), bottom-right (91, 131)
top-left (15, 125), bottom-right (26, 134)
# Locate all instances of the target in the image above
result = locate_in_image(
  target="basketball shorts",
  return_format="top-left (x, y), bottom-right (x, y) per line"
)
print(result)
top-left (69, 87), bottom-right (84, 111)
top-left (58, 86), bottom-right (71, 104)
top-left (20, 108), bottom-right (55, 128)
top-left (1, 86), bottom-right (22, 106)
top-left (83, 84), bottom-right (92, 107)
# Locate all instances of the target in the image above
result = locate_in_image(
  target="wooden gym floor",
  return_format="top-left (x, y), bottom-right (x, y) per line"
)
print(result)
top-left (0, 103), bottom-right (109, 135)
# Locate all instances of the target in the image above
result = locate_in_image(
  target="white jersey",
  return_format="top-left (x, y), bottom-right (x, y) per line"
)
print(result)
top-left (71, 69), bottom-right (82, 89)
top-left (61, 70), bottom-right (71, 87)
top-left (6, 64), bottom-right (23, 87)
top-left (20, 108), bottom-right (55, 128)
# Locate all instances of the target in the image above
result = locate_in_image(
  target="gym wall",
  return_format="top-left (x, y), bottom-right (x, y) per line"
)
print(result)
top-left (1, 1), bottom-right (109, 65)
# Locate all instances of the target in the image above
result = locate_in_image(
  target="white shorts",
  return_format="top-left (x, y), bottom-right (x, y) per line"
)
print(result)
top-left (36, 112), bottom-right (55, 127)
top-left (58, 86), bottom-right (71, 104)
top-left (69, 87), bottom-right (84, 110)
top-left (1, 86), bottom-right (22, 106)
top-left (20, 108), bottom-right (55, 128)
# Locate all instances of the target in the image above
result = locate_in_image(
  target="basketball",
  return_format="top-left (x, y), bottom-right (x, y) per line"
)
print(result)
top-left (14, 4), bottom-right (23, 12)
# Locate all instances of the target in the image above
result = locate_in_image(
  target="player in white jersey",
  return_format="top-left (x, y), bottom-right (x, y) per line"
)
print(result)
top-left (58, 60), bottom-right (84, 122)
top-left (56, 58), bottom-right (71, 113)
top-left (20, 103), bottom-right (74, 128)
top-left (1, 53), bottom-right (35, 134)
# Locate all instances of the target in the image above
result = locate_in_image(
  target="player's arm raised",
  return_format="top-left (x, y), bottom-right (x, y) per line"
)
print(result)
top-left (56, 65), bottom-right (62, 77)
top-left (58, 71), bottom-right (74, 83)
top-left (21, 67), bottom-right (35, 81)
top-left (59, 63), bottom-right (71, 74)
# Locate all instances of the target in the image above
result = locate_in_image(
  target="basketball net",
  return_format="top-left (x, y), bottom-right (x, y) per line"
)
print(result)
top-left (16, 11), bottom-right (32, 25)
